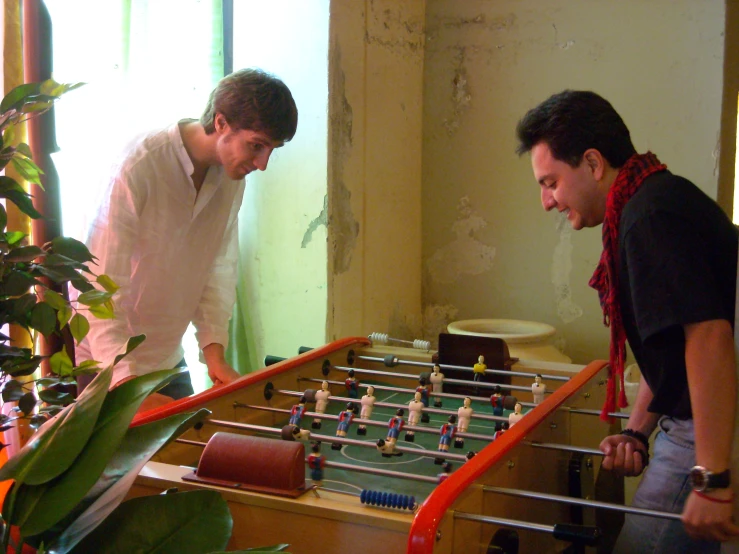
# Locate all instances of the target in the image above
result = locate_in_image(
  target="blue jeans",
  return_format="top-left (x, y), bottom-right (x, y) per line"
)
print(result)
top-left (613, 416), bottom-right (720, 554)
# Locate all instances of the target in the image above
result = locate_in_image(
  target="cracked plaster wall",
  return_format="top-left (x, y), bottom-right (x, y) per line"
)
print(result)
top-left (422, 0), bottom-right (725, 363)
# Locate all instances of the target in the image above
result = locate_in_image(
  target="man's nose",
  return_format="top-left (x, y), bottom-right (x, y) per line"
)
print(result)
top-left (541, 189), bottom-right (556, 211)
top-left (255, 149), bottom-right (272, 171)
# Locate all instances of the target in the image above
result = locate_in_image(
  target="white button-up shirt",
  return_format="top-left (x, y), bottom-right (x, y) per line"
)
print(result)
top-left (74, 122), bottom-right (245, 384)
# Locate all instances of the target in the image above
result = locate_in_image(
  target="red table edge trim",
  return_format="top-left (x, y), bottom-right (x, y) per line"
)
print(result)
top-left (130, 337), bottom-right (371, 427)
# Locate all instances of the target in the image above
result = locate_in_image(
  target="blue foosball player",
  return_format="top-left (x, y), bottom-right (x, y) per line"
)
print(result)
top-left (345, 369), bottom-right (359, 399)
top-left (416, 377), bottom-right (431, 423)
top-left (436, 414), bottom-right (457, 465)
top-left (490, 385), bottom-right (506, 417)
top-left (307, 442), bottom-right (325, 484)
top-left (333, 403), bottom-right (355, 450)
top-left (289, 395), bottom-right (307, 427)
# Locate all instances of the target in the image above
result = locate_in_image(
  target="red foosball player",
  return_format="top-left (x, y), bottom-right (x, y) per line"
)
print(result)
top-left (345, 369), bottom-right (359, 399)
top-left (289, 395), bottom-right (307, 427)
top-left (490, 385), bottom-right (506, 416)
top-left (437, 461), bottom-right (453, 484)
top-left (377, 409), bottom-right (404, 457)
top-left (494, 421), bottom-right (509, 440)
top-left (332, 403), bottom-right (355, 450)
top-left (416, 377), bottom-right (431, 423)
top-left (307, 442), bottom-right (325, 485)
top-left (436, 414), bottom-right (457, 465)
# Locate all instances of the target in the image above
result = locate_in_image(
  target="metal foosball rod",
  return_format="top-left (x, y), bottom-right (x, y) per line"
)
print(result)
top-left (328, 365), bottom-right (549, 395)
top-left (297, 376), bottom-right (628, 419)
top-left (484, 486), bottom-right (681, 521)
top-left (199, 416), bottom-right (474, 463)
top-left (453, 511), bottom-right (601, 547)
top-left (232, 402), bottom-right (501, 442)
top-left (173, 435), bottom-right (448, 484)
top-left (266, 388), bottom-right (510, 424)
top-left (353, 351), bottom-right (571, 382)
top-left (299, 377), bottom-right (527, 409)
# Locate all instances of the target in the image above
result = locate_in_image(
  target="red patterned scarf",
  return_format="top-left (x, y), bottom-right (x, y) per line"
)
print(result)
top-left (588, 152), bottom-right (667, 421)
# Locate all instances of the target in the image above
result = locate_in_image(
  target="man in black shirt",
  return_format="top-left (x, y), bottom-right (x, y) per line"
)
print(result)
top-left (516, 90), bottom-right (739, 553)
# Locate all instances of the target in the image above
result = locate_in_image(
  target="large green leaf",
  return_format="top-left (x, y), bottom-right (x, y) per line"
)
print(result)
top-left (17, 368), bottom-right (181, 536)
top-left (49, 237), bottom-right (95, 264)
top-left (0, 367), bottom-right (112, 486)
top-left (45, 408), bottom-right (210, 553)
top-left (29, 302), bottom-right (57, 337)
top-left (66, 490), bottom-right (231, 554)
top-left (0, 82), bottom-right (41, 113)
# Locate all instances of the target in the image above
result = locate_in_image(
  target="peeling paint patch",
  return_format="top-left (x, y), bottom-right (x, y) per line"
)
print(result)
top-left (440, 13), bottom-right (515, 32)
top-left (329, 42), bottom-right (359, 274)
top-left (552, 213), bottom-right (583, 323)
top-left (423, 304), bottom-right (459, 349)
top-left (552, 24), bottom-right (575, 50)
top-left (426, 196), bottom-right (496, 284)
top-left (302, 195), bottom-right (328, 248)
top-left (365, 2), bottom-right (425, 57)
top-left (443, 48), bottom-right (472, 136)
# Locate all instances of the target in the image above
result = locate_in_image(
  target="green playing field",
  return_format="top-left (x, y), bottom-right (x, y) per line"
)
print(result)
top-left (272, 379), bottom-right (526, 507)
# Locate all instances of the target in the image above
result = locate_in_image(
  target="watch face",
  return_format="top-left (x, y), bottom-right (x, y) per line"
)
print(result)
top-left (690, 467), bottom-right (708, 491)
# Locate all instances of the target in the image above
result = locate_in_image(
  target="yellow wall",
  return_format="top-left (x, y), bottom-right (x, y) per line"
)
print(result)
top-left (328, 1), bottom-right (729, 364)
top-left (328, 0), bottom-right (426, 342)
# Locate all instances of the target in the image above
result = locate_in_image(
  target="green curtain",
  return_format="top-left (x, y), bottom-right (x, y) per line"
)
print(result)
top-left (225, 256), bottom-right (259, 375)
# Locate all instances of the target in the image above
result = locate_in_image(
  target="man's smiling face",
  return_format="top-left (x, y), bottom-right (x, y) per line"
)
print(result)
top-left (531, 142), bottom-right (608, 230)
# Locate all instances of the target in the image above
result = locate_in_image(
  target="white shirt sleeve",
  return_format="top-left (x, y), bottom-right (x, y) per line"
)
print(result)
top-left (191, 198), bottom-right (239, 351)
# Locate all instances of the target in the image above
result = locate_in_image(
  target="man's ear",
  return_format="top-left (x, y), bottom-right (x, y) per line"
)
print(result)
top-left (583, 148), bottom-right (606, 180)
top-left (214, 113), bottom-right (228, 133)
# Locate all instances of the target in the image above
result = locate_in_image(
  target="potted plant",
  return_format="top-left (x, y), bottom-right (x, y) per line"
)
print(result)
top-left (0, 80), bottom-right (289, 554)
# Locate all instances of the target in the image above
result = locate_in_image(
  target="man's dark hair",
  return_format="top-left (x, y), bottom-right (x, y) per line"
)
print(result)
top-left (515, 90), bottom-right (636, 168)
top-left (201, 68), bottom-right (298, 142)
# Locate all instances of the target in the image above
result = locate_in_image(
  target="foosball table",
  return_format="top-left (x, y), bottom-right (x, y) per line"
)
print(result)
top-left (128, 335), bottom-right (660, 553)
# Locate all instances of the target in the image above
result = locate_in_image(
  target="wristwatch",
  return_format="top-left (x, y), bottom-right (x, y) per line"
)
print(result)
top-left (689, 466), bottom-right (731, 492)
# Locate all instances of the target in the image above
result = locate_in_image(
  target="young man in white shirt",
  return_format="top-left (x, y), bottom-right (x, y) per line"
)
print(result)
top-left (76, 68), bottom-right (298, 410)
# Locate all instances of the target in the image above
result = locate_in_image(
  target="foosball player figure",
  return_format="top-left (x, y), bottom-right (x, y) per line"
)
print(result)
top-left (416, 377), bottom-right (431, 423)
top-left (437, 461), bottom-right (452, 484)
top-left (289, 395), bottom-right (307, 427)
top-left (405, 391), bottom-right (424, 442)
top-left (532, 373), bottom-right (546, 405)
top-left (307, 442), bottom-right (325, 485)
top-left (290, 425), bottom-right (311, 442)
top-left (508, 402), bottom-right (524, 427)
top-left (455, 396), bottom-right (473, 448)
top-left (436, 414), bottom-right (457, 465)
top-left (357, 385), bottom-right (376, 436)
top-left (332, 403), bottom-right (355, 450)
top-left (493, 421), bottom-right (509, 440)
top-left (490, 385), bottom-right (506, 417)
top-left (429, 363), bottom-right (445, 407)
top-left (312, 380), bottom-right (331, 429)
top-left (345, 369), bottom-right (359, 399)
top-left (377, 408), bottom-right (405, 457)
top-left (472, 354), bottom-right (487, 382)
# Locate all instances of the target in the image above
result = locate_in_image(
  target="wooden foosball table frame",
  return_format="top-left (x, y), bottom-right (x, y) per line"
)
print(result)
top-left (129, 337), bottom-right (621, 554)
